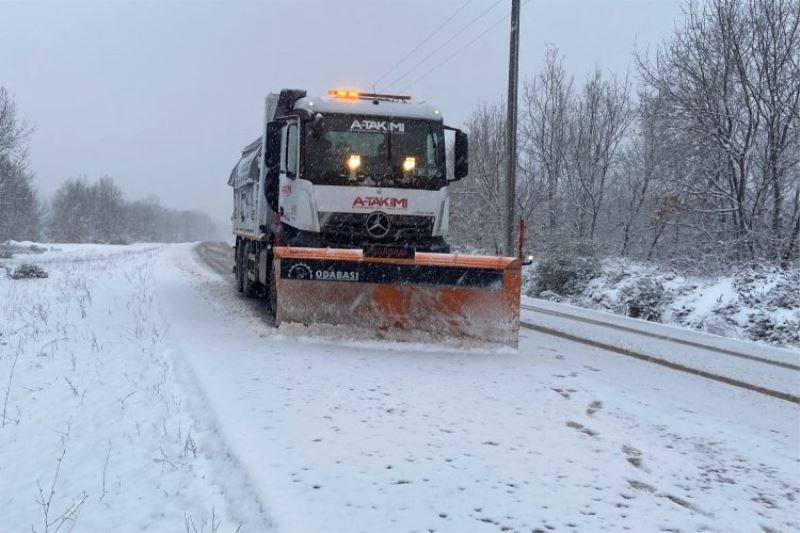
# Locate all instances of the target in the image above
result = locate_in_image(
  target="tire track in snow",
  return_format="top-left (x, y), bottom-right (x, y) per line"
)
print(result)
top-left (521, 303), bottom-right (799, 371)
top-left (519, 320), bottom-right (800, 405)
top-left (155, 245), bottom-right (274, 530)
top-left (195, 241), bottom-right (234, 277)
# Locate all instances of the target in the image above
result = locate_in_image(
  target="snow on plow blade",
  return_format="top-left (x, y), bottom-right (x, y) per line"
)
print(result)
top-left (273, 247), bottom-right (521, 346)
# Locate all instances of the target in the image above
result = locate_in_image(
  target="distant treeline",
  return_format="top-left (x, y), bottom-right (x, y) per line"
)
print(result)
top-left (46, 177), bottom-right (217, 244)
top-left (0, 87), bottom-right (217, 244)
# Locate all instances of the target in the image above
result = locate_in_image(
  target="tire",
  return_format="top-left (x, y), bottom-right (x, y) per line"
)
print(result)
top-left (235, 239), bottom-right (244, 293)
top-left (267, 252), bottom-right (278, 320)
top-left (242, 241), bottom-right (256, 298)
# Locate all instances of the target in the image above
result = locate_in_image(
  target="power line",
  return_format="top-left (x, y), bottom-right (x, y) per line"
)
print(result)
top-left (373, 0), bottom-right (475, 89)
top-left (386, 0), bottom-right (504, 90)
top-left (400, 1), bottom-right (528, 93)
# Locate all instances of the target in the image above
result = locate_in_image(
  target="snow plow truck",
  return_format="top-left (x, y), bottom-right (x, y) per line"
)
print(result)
top-left (228, 88), bottom-right (521, 345)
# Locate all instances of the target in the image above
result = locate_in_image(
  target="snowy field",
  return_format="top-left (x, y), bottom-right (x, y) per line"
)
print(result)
top-left (0, 244), bottom-right (264, 532)
top-left (1, 243), bottom-right (798, 532)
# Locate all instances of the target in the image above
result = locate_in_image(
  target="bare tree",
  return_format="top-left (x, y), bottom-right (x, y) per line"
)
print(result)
top-left (451, 0), bottom-right (798, 268)
top-left (48, 178), bottom-right (93, 243)
top-left (450, 102), bottom-right (507, 253)
top-left (745, 0), bottom-right (800, 263)
top-left (0, 156), bottom-right (41, 241)
top-left (565, 68), bottom-right (633, 241)
top-left (91, 176), bottom-right (125, 242)
top-left (638, 0), bottom-right (800, 263)
top-left (0, 87), bottom-right (39, 242)
top-left (614, 92), bottom-right (660, 256)
top-left (0, 86), bottom-right (31, 161)
top-left (520, 45), bottom-right (573, 235)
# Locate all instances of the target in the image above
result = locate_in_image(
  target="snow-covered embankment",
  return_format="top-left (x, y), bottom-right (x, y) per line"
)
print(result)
top-left (0, 244), bottom-right (266, 532)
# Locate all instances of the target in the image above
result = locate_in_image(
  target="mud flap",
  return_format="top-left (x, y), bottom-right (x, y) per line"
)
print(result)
top-left (273, 247), bottom-right (521, 346)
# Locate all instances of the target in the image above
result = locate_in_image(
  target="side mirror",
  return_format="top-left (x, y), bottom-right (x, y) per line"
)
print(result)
top-left (264, 121), bottom-right (282, 168)
top-left (453, 130), bottom-right (469, 180)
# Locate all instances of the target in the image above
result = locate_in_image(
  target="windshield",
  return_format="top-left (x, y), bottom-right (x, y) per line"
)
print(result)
top-left (304, 114), bottom-right (445, 189)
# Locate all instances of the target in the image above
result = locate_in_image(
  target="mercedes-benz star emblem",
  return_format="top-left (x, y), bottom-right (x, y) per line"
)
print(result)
top-left (366, 211), bottom-right (391, 238)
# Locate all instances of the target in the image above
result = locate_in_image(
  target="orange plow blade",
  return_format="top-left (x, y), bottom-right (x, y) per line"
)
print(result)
top-left (273, 247), bottom-right (521, 346)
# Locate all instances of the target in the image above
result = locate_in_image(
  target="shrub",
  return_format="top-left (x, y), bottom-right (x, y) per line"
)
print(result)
top-left (9, 263), bottom-right (48, 279)
top-left (745, 312), bottom-right (800, 346)
top-left (733, 267), bottom-right (768, 307)
top-left (0, 243), bottom-right (46, 259)
top-left (621, 276), bottom-right (666, 321)
top-left (734, 264), bottom-right (800, 310)
top-left (532, 242), bottom-right (600, 296)
top-left (765, 271), bottom-right (800, 309)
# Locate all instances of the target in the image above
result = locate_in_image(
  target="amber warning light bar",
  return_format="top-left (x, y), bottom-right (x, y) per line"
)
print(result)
top-left (328, 89), bottom-right (411, 102)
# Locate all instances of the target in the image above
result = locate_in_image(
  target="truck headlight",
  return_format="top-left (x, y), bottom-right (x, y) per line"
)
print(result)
top-left (347, 154), bottom-right (361, 171)
top-left (402, 156), bottom-right (416, 172)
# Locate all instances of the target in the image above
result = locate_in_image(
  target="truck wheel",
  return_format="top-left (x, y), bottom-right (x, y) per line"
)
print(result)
top-left (235, 240), bottom-right (244, 292)
top-left (267, 257), bottom-right (278, 319)
top-left (242, 241), bottom-right (256, 298)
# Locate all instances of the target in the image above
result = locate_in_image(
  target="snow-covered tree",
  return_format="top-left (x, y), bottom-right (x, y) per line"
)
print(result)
top-left (449, 101), bottom-right (507, 253)
top-left (452, 0), bottom-right (799, 270)
top-left (520, 46), bottom-right (573, 236)
top-left (638, 0), bottom-right (800, 263)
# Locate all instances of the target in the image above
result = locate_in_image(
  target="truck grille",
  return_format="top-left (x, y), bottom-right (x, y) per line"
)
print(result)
top-left (318, 212), bottom-right (434, 245)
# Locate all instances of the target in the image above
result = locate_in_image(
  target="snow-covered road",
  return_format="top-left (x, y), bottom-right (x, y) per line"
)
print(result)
top-left (1, 242), bottom-right (796, 532)
top-left (520, 300), bottom-right (800, 403)
top-left (158, 243), bottom-right (799, 532)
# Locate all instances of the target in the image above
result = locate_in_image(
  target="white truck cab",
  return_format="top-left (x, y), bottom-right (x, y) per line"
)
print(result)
top-left (230, 88), bottom-right (468, 254)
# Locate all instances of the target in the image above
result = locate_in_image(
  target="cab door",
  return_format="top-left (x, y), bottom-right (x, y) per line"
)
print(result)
top-left (278, 119), bottom-right (300, 225)
top-left (279, 119), bottom-right (318, 231)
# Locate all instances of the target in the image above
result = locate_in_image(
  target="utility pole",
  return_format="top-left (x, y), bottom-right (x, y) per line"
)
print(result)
top-left (504, 0), bottom-right (521, 256)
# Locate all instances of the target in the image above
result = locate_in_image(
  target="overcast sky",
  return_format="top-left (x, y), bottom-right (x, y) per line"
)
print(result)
top-left (0, 0), bottom-right (684, 232)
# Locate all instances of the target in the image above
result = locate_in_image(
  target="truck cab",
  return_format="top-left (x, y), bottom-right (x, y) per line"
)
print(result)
top-left (259, 89), bottom-right (468, 252)
top-left (229, 88), bottom-right (468, 302)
